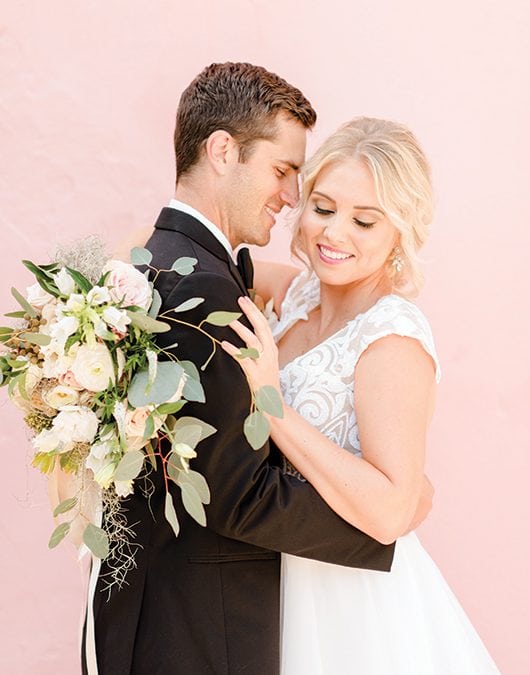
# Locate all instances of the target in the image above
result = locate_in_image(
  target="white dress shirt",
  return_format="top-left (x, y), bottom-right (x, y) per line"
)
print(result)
top-left (168, 198), bottom-right (234, 259)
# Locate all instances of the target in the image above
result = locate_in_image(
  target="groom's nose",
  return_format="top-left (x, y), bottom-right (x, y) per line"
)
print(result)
top-left (279, 174), bottom-right (299, 208)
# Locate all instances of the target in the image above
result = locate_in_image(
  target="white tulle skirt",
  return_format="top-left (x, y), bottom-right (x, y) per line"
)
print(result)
top-left (281, 533), bottom-right (500, 674)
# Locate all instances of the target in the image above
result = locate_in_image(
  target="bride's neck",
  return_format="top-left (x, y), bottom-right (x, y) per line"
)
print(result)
top-left (318, 275), bottom-right (392, 329)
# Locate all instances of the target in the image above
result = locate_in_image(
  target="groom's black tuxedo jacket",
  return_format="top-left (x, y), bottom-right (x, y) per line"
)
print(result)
top-left (89, 208), bottom-right (394, 675)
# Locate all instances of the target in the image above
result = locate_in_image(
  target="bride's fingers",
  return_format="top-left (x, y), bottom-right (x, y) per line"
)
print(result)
top-left (237, 297), bottom-right (275, 347)
top-left (227, 319), bottom-right (262, 351)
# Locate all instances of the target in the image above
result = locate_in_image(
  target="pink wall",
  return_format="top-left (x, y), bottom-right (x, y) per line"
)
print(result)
top-left (1, 2), bottom-right (528, 673)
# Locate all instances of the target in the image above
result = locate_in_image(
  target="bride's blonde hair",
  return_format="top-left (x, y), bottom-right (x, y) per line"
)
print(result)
top-left (291, 117), bottom-right (434, 296)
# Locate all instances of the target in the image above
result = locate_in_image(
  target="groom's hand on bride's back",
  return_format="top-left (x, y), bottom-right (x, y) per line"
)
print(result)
top-left (405, 475), bottom-right (435, 534)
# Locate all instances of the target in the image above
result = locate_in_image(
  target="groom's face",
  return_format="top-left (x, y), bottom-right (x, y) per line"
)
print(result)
top-left (223, 114), bottom-right (307, 248)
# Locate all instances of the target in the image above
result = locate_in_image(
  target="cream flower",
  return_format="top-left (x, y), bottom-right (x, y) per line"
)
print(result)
top-left (103, 259), bottom-right (152, 310)
top-left (52, 406), bottom-right (99, 444)
top-left (33, 428), bottom-right (64, 454)
top-left (54, 268), bottom-right (76, 296)
top-left (26, 283), bottom-right (54, 309)
top-left (71, 343), bottom-right (115, 392)
top-left (44, 385), bottom-right (79, 409)
top-left (102, 306), bottom-right (131, 334)
top-left (114, 480), bottom-right (134, 497)
top-left (86, 433), bottom-right (118, 487)
top-left (86, 285), bottom-right (111, 306)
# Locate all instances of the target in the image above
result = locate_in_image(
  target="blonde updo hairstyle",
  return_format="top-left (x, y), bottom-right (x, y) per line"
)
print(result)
top-left (291, 117), bottom-right (434, 296)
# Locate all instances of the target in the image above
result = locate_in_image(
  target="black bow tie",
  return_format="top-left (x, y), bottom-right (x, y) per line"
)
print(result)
top-left (236, 247), bottom-right (254, 293)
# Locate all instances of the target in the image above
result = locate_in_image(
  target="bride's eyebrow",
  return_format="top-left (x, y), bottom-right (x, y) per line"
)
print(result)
top-left (353, 205), bottom-right (385, 215)
top-left (311, 190), bottom-right (334, 201)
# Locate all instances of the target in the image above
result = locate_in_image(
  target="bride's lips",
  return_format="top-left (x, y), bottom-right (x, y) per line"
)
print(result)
top-left (317, 244), bottom-right (354, 265)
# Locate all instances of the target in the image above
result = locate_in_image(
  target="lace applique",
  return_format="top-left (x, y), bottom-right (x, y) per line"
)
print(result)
top-left (274, 271), bottom-right (441, 480)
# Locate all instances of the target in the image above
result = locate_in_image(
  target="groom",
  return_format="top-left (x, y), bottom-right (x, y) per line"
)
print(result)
top-left (87, 63), bottom-right (401, 675)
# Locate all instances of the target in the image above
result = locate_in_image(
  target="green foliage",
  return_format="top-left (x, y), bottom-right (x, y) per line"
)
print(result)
top-left (255, 385), bottom-right (284, 418)
top-left (172, 297), bottom-right (204, 313)
top-left (127, 310), bottom-right (170, 333)
top-left (130, 247), bottom-right (153, 266)
top-left (243, 411), bottom-right (270, 450)
top-left (204, 311), bottom-right (241, 326)
top-left (83, 523), bottom-right (109, 559)
top-left (171, 257), bottom-right (197, 276)
top-left (128, 361), bottom-right (185, 407)
top-left (66, 267), bottom-right (93, 293)
top-left (53, 497), bottom-right (78, 517)
top-left (164, 492), bottom-right (180, 537)
top-left (11, 287), bottom-right (36, 317)
top-left (114, 449), bottom-right (145, 481)
top-left (48, 522), bottom-right (70, 549)
top-left (19, 332), bottom-right (51, 346)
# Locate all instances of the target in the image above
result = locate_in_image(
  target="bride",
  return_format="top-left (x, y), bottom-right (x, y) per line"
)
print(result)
top-left (222, 117), bottom-right (500, 674)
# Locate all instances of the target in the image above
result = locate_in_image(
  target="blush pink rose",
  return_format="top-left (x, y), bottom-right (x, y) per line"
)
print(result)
top-left (103, 260), bottom-right (152, 310)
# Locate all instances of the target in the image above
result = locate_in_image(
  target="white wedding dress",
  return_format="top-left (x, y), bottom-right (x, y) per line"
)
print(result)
top-left (270, 270), bottom-right (499, 675)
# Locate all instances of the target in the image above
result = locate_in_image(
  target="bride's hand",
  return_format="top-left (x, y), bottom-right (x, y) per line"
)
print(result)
top-left (221, 296), bottom-right (282, 395)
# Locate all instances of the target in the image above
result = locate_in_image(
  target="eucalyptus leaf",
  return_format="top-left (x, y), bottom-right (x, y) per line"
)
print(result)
top-left (172, 442), bottom-right (197, 459)
top-left (164, 492), bottom-right (180, 537)
top-left (142, 414), bottom-right (155, 441)
top-left (204, 311), bottom-right (241, 327)
top-left (53, 497), bottom-right (78, 517)
top-left (178, 469), bottom-right (210, 504)
top-left (127, 310), bottom-right (170, 333)
top-left (128, 361), bottom-right (184, 407)
top-left (148, 288), bottom-right (162, 318)
top-left (114, 449), bottom-right (145, 481)
top-left (83, 523), bottom-right (109, 559)
top-left (11, 287), bottom-right (36, 317)
top-left (172, 416), bottom-right (216, 443)
top-left (179, 360), bottom-right (200, 382)
top-left (171, 257), bottom-right (197, 275)
top-left (173, 423), bottom-right (202, 450)
top-left (145, 440), bottom-right (157, 470)
top-left (166, 452), bottom-right (181, 483)
top-left (182, 377), bottom-right (205, 403)
top-left (179, 481), bottom-right (206, 526)
top-left (156, 400), bottom-right (186, 415)
top-left (172, 297), bottom-right (205, 313)
top-left (236, 347), bottom-right (260, 360)
top-left (130, 247), bottom-right (153, 266)
top-left (4, 311), bottom-right (26, 318)
top-left (0, 327), bottom-right (13, 335)
top-left (48, 522), bottom-right (70, 549)
top-left (19, 332), bottom-right (51, 346)
top-left (243, 411), bottom-right (270, 450)
top-left (255, 385), bottom-right (284, 418)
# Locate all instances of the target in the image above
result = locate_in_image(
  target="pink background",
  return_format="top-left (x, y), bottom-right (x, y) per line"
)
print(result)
top-left (1, 2), bottom-right (528, 673)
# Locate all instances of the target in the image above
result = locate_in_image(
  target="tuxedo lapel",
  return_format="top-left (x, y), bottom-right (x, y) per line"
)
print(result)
top-left (154, 208), bottom-right (248, 295)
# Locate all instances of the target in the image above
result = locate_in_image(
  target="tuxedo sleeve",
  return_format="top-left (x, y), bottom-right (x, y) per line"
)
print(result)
top-left (158, 271), bottom-right (395, 571)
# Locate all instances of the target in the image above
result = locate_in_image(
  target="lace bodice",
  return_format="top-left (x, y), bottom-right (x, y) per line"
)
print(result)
top-left (270, 269), bottom-right (440, 476)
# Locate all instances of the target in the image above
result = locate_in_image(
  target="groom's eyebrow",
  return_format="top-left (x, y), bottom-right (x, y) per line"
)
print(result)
top-left (279, 160), bottom-right (300, 171)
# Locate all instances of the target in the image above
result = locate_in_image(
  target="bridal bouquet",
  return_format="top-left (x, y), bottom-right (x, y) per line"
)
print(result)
top-left (0, 238), bottom-right (235, 582)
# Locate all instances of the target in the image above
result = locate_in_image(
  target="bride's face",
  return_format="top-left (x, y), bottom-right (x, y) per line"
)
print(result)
top-left (299, 159), bottom-right (398, 288)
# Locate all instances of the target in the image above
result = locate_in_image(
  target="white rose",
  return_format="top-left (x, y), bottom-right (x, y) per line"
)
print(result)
top-left (71, 343), bottom-right (115, 392)
top-left (26, 283), bottom-right (54, 309)
top-left (103, 260), bottom-right (152, 310)
top-left (86, 286), bottom-right (111, 306)
top-left (44, 385), bottom-right (79, 409)
top-left (54, 268), bottom-right (76, 296)
top-left (33, 428), bottom-right (65, 454)
top-left (52, 406), bottom-right (99, 444)
top-left (102, 306), bottom-right (131, 334)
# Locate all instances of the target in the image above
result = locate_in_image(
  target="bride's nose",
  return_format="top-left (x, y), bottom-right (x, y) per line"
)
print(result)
top-left (322, 217), bottom-right (348, 244)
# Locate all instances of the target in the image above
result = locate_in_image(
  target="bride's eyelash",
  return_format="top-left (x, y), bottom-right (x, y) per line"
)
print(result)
top-left (354, 218), bottom-right (376, 229)
top-left (314, 206), bottom-right (334, 215)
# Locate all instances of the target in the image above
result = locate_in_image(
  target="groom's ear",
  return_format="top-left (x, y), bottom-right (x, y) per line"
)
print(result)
top-left (205, 130), bottom-right (239, 176)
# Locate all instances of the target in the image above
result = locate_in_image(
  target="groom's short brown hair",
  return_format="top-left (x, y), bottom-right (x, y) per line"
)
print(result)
top-left (174, 62), bottom-right (316, 179)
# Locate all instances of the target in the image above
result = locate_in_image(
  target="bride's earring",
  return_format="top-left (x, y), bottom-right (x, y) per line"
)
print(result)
top-left (390, 247), bottom-right (404, 273)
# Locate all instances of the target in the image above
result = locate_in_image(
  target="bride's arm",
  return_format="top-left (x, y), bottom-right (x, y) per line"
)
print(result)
top-left (222, 296), bottom-right (436, 544)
